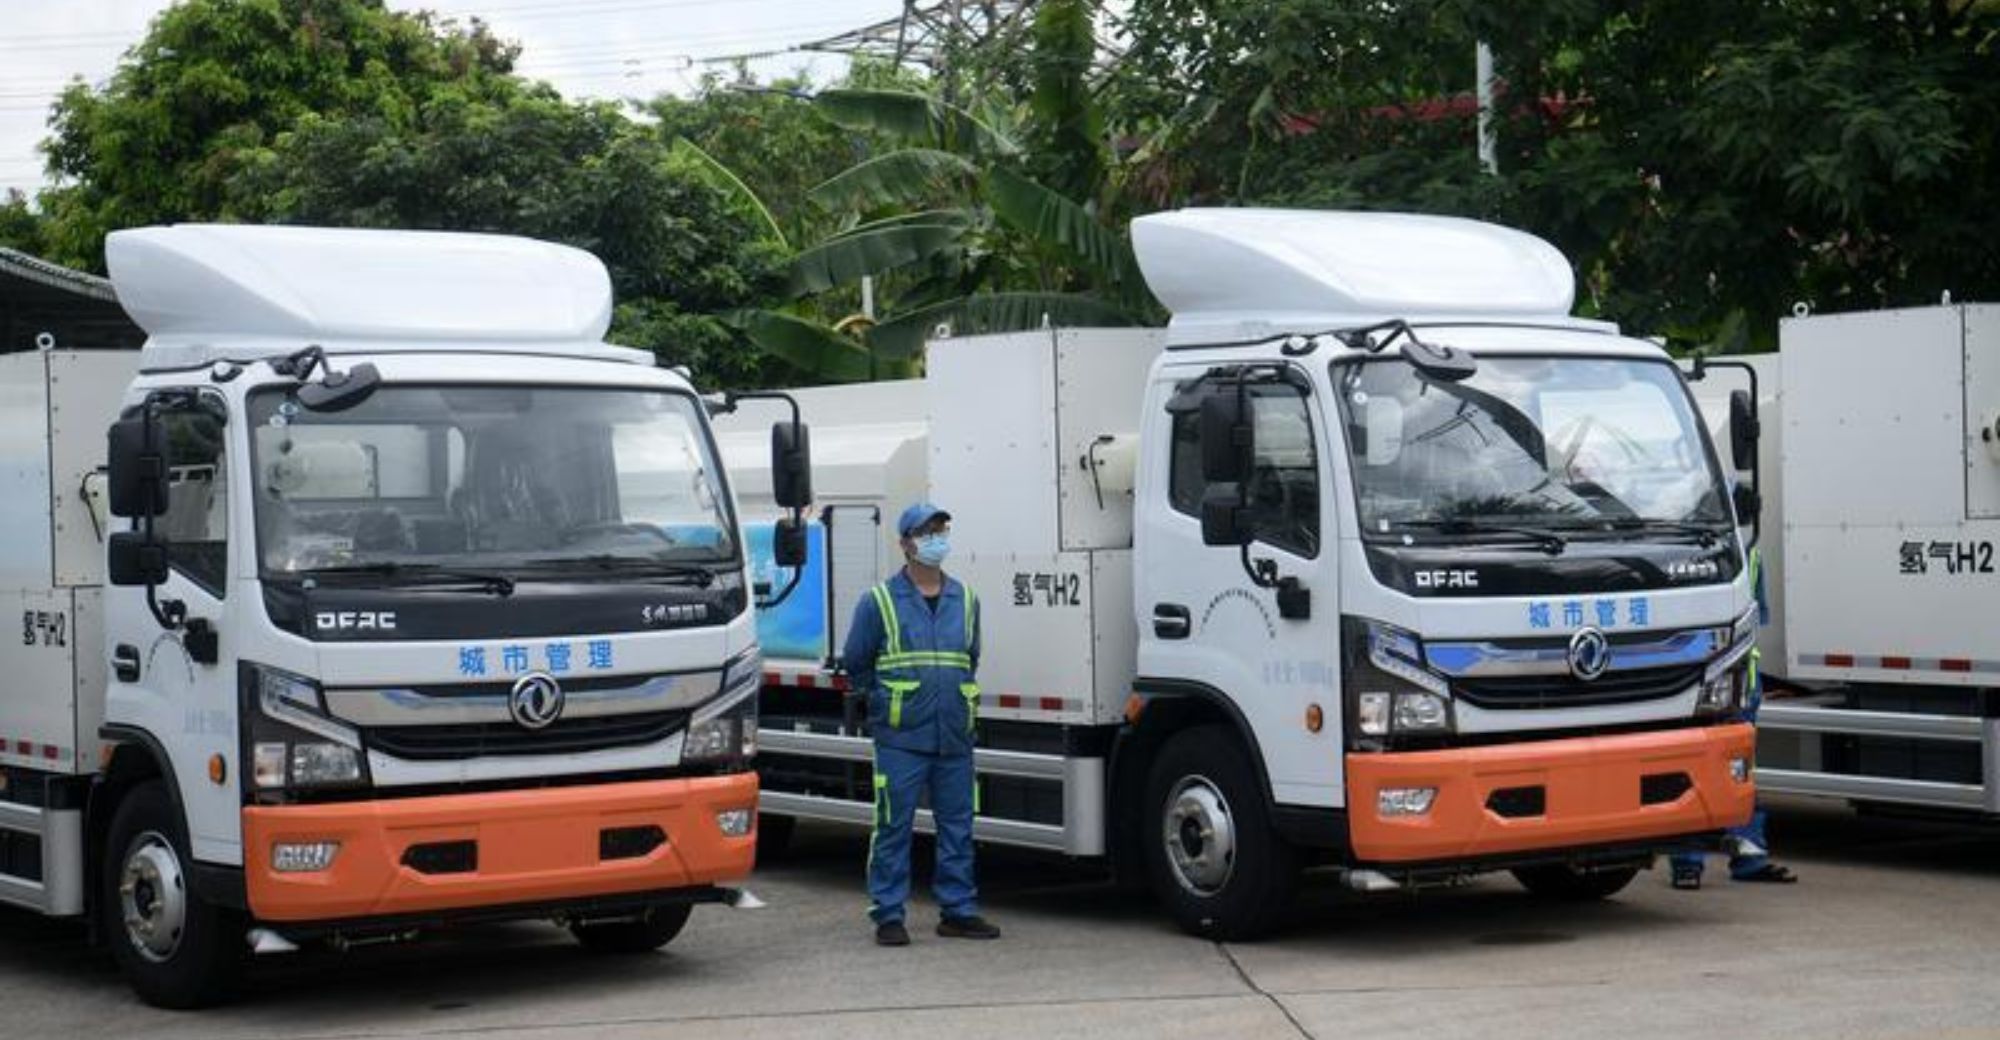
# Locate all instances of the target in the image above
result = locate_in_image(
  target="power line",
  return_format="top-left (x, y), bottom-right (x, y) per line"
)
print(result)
top-left (517, 18), bottom-right (877, 71)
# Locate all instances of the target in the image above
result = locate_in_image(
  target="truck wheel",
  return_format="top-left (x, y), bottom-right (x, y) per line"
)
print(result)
top-left (569, 903), bottom-right (693, 954)
top-left (1143, 725), bottom-right (1299, 940)
top-left (756, 812), bottom-right (796, 861)
top-left (1511, 864), bottom-right (1641, 901)
top-left (102, 780), bottom-right (246, 1009)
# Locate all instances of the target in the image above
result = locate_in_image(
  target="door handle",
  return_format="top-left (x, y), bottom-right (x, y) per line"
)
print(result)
top-left (112, 644), bottom-right (141, 682)
top-left (1153, 604), bottom-right (1191, 640)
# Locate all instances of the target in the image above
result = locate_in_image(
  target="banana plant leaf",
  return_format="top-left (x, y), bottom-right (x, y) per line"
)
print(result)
top-left (785, 223), bottom-right (968, 298)
top-left (814, 88), bottom-right (1022, 157)
top-left (809, 148), bottom-right (980, 213)
top-left (984, 166), bottom-right (1143, 297)
top-left (670, 137), bottom-right (788, 250)
top-left (732, 309), bottom-right (877, 382)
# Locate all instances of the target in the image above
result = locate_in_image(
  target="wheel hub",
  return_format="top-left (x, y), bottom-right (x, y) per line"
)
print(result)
top-left (119, 831), bottom-right (187, 963)
top-left (1163, 775), bottom-right (1236, 895)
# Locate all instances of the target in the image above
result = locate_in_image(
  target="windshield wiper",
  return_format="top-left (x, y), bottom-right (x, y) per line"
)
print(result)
top-left (1597, 517), bottom-right (1726, 547)
top-left (523, 555), bottom-right (717, 587)
top-left (297, 562), bottom-right (516, 597)
top-left (1392, 518), bottom-right (1568, 556)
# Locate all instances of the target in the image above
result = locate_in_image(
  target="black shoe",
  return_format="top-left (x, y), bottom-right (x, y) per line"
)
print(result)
top-left (875, 920), bottom-right (911, 946)
top-left (936, 915), bottom-right (1001, 940)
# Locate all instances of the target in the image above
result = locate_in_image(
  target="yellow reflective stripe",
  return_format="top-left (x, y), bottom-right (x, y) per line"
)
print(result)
top-left (878, 652), bottom-right (975, 669)
top-left (872, 584), bottom-right (902, 656)
top-left (885, 681), bottom-right (919, 728)
top-left (960, 681), bottom-right (980, 733)
top-left (874, 771), bottom-right (890, 824)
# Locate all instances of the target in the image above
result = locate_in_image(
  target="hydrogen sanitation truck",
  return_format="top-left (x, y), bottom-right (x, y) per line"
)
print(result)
top-left (1696, 303), bottom-right (2000, 819)
top-left (721, 208), bottom-right (1760, 939)
top-left (0, 225), bottom-right (810, 1006)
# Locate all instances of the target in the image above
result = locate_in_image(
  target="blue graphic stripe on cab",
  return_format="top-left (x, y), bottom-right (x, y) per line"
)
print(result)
top-left (1426, 627), bottom-right (1724, 678)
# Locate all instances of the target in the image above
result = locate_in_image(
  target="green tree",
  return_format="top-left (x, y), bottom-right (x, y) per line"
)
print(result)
top-left (646, 73), bottom-right (872, 248)
top-left (35, 0), bottom-right (517, 271)
top-left (712, 86), bottom-right (1152, 382)
top-left (1104, 0), bottom-right (2000, 351)
top-left (0, 192), bottom-right (45, 255)
top-left (224, 84), bottom-right (799, 387)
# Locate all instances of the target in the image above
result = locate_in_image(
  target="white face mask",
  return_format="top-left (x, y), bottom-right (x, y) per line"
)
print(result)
top-left (912, 533), bottom-right (950, 567)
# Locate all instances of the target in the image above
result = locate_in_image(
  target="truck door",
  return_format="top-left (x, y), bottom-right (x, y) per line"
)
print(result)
top-left (105, 391), bottom-right (244, 865)
top-left (1136, 362), bottom-right (1344, 810)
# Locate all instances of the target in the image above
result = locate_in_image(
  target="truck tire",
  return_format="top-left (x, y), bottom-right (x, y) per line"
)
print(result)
top-left (1143, 725), bottom-right (1299, 940)
top-left (102, 780), bottom-right (246, 1009)
top-left (568, 903), bottom-right (693, 954)
top-left (1511, 864), bottom-right (1641, 901)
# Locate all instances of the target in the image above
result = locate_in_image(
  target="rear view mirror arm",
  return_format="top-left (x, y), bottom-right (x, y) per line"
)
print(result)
top-left (1687, 357), bottom-right (1763, 548)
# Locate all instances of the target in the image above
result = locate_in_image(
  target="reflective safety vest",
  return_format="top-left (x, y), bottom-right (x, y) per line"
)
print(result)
top-left (1746, 546), bottom-right (1763, 710)
top-left (863, 575), bottom-right (981, 755)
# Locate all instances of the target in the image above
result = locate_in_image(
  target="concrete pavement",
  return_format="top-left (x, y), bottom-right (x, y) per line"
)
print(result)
top-left (3, 796), bottom-right (1998, 1039)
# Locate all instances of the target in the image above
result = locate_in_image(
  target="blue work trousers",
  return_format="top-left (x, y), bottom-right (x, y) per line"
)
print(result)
top-left (1675, 692), bottom-right (1768, 880)
top-left (1673, 810), bottom-right (1770, 879)
top-left (868, 743), bottom-right (978, 924)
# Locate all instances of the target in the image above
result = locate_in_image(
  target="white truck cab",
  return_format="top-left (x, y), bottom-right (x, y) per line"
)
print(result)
top-left (0, 225), bottom-right (809, 1006)
top-left (737, 209), bottom-right (1758, 938)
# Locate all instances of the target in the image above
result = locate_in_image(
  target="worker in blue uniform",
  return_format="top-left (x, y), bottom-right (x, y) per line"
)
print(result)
top-left (843, 502), bottom-right (1002, 946)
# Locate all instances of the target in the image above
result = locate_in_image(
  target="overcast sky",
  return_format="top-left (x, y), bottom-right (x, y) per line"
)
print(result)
top-left (0, 0), bottom-right (905, 200)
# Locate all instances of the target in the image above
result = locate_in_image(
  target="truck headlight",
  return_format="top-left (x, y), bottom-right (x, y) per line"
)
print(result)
top-left (1697, 670), bottom-right (1738, 712)
top-left (1343, 617), bottom-right (1454, 748)
top-left (685, 650), bottom-right (760, 768)
top-left (1393, 691), bottom-right (1452, 731)
top-left (1698, 620), bottom-right (1756, 716)
top-left (241, 663), bottom-right (368, 795)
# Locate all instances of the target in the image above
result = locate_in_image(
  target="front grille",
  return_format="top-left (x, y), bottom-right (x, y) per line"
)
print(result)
top-left (1454, 664), bottom-right (1702, 710)
top-left (366, 710), bottom-right (686, 761)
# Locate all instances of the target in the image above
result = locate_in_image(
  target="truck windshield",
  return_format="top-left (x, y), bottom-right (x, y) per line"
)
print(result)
top-left (247, 384), bottom-right (736, 578)
top-left (1334, 355), bottom-right (1730, 539)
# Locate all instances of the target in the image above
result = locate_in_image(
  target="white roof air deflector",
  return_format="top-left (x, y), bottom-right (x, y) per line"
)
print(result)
top-left (1131, 209), bottom-right (1587, 346)
top-left (106, 224), bottom-right (647, 368)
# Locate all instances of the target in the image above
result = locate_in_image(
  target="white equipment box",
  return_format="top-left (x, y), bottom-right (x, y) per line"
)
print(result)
top-left (0, 349), bottom-right (134, 773)
top-left (1776, 305), bottom-right (1999, 686)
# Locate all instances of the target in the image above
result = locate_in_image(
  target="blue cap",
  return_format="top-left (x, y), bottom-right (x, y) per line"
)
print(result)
top-left (897, 501), bottom-right (952, 538)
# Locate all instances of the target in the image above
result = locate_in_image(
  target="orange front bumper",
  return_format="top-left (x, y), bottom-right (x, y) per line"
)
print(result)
top-left (1346, 723), bottom-right (1755, 864)
top-left (242, 773), bottom-right (757, 923)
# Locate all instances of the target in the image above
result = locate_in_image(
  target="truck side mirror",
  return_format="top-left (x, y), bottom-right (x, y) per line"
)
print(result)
top-left (771, 420), bottom-right (813, 509)
top-left (107, 413), bottom-right (169, 518)
top-left (1200, 485), bottom-right (1250, 547)
top-left (1728, 389), bottom-right (1758, 471)
top-left (1199, 392), bottom-right (1250, 485)
top-left (107, 531), bottom-right (169, 587)
top-left (772, 515), bottom-right (808, 568)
